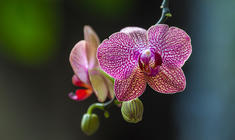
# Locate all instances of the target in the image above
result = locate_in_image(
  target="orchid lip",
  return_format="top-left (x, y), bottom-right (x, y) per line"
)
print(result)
top-left (138, 49), bottom-right (162, 76)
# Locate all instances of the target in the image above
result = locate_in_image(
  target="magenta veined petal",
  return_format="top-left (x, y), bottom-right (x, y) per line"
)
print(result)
top-left (120, 27), bottom-right (148, 51)
top-left (161, 26), bottom-right (192, 67)
top-left (147, 24), bottom-right (169, 53)
top-left (70, 40), bottom-right (90, 84)
top-left (146, 65), bottom-right (186, 94)
top-left (97, 32), bottom-right (138, 80)
top-left (148, 24), bottom-right (192, 68)
top-left (84, 25), bottom-right (100, 69)
top-left (115, 67), bottom-right (146, 101)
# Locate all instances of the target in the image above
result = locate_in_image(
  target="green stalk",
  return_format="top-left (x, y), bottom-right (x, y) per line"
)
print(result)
top-left (156, 0), bottom-right (172, 24)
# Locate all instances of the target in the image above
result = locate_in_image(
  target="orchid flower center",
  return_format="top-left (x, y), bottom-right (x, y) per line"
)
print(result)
top-left (138, 49), bottom-right (162, 76)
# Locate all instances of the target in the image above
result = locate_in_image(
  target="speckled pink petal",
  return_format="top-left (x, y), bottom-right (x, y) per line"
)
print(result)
top-left (121, 27), bottom-right (148, 51)
top-left (97, 32), bottom-right (138, 80)
top-left (147, 24), bottom-right (169, 53)
top-left (84, 25), bottom-right (100, 69)
top-left (115, 67), bottom-right (146, 101)
top-left (161, 27), bottom-right (192, 67)
top-left (88, 69), bottom-right (108, 102)
top-left (148, 24), bottom-right (192, 68)
top-left (70, 40), bottom-right (90, 84)
top-left (146, 65), bottom-right (186, 94)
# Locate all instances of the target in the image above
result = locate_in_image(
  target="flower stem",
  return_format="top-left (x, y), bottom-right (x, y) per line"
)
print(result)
top-left (87, 97), bottom-right (115, 115)
top-left (156, 0), bottom-right (172, 24)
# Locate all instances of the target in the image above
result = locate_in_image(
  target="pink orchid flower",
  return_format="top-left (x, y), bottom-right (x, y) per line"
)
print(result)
top-left (69, 26), bottom-right (114, 102)
top-left (97, 24), bottom-right (192, 101)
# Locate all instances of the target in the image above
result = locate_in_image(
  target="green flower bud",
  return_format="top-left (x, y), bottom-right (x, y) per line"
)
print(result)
top-left (104, 111), bottom-right (110, 118)
top-left (121, 98), bottom-right (144, 123)
top-left (81, 113), bottom-right (99, 136)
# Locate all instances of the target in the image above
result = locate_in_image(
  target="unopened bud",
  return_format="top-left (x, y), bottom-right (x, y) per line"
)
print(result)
top-left (121, 98), bottom-right (144, 123)
top-left (104, 111), bottom-right (110, 118)
top-left (81, 113), bottom-right (99, 136)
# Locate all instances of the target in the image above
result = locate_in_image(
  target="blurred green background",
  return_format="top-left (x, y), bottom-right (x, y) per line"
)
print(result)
top-left (0, 0), bottom-right (235, 140)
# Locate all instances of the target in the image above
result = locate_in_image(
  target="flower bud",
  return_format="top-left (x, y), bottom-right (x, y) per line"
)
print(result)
top-left (121, 98), bottom-right (144, 123)
top-left (81, 113), bottom-right (99, 136)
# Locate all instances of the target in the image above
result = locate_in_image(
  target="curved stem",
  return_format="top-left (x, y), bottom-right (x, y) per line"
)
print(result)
top-left (156, 0), bottom-right (172, 24)
top-left (87, 97), bottom-right (115, 114)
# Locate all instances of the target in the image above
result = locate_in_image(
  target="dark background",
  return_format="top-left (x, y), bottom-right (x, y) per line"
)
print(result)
top-left (1, 0), bottom-right (235, 140)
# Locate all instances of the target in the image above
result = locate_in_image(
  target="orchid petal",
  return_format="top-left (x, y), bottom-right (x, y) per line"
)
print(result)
top-left (84, 25), bottom-right (100, 69)
top-left (161, 27), bottom-right (192, 67)
top-left (147, 24), bottom-right (169, 53)
top-left (72, 74), bottom-right (82, 87)
top-left (70, 40), bottom-right (90, 84)
top-left (72, 75), bottom-right (91, 89)
top-left (89, 69), bottom-right (108, 102)
top-left (97, 32), bottom-right (138, 80)
top-left (115, 67), bottom-right (146, 101)
top-left (146, 65), bottom-right (186, 93)
top-left (148, 24), bottom-right (192, 68)
top-left (104, 76), bottom-right (115, 99)
top-left (121, 27), bottom-right (148, 51)
top-left (68, 88), bottom-right (92, 101)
